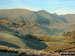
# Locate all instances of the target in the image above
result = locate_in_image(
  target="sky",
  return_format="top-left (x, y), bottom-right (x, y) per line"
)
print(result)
top-left (0, 0), bottom-right (75, 15)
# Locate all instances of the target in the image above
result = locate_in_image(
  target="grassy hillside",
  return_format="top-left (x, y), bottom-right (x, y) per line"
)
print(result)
top-left (0, 32), bottom-right (47, 50)
top-left (0, 32), bottom-right (27, 48)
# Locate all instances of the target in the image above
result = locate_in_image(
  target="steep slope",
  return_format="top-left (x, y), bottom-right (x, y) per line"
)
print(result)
top-left (21, 12), bottom-right (50, 25)
top-left (0, 9), bottom-right (73, 35)
top-left (60, 14), bottom-right (75, 31)
top-left (61, 14), bottom-right (75, 24)
top-left (0, 9), bottom-right (33, 21)
top-left (0, 9), bottom-right (68, 25)
top-left (37, 10), bottom-right (68, 24)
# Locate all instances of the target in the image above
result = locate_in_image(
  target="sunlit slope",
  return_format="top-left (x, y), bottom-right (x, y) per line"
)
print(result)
top-left (0, 32), bottom-right (47, 50)
top-left (0, 32), bottom-right (27, 48)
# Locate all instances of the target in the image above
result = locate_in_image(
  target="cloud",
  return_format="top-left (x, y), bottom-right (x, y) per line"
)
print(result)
top-left (55, 7), bottom-right (75, 15)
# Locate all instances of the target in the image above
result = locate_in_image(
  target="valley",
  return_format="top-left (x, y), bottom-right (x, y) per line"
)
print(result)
top-left (0, 9), bottom-right (75, 56)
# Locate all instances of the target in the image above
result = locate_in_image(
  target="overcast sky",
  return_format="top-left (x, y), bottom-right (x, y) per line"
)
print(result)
top-left (0, 0), bottom-right (75, 15)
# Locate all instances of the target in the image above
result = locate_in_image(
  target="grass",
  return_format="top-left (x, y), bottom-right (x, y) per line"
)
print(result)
top-left (0, 32), bottom-right (27, 48)
top-left (0, 32), bottom-right (47, 50)
top-left (43, 36), bottom-right (75, 52)
top-left (0, 31), bottom-right (75, 55)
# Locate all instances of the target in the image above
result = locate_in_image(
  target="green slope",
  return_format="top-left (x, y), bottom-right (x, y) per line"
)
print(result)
top-left (0, 32), bottom-right (27, 48)
top-left (0, 32), bottom-right (47, 50)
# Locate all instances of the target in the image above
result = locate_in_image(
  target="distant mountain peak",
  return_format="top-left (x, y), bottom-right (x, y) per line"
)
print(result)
top-left (14, 8), bottom-right (23, 9)
top-left (38, 10), bottom-right (46, 12)
top-left (37, 10), bottom-right (49, 13)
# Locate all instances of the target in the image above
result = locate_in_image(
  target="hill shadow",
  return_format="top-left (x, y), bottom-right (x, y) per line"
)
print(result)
top-left (0, 41), bottom-right (20, 48)
top-left (14, 33), bottom-right (47, 50)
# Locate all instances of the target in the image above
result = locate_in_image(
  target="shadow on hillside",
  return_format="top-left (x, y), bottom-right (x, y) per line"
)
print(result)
top-left (0, 24), bottom-right (47, 50)
top-left (0, 41), bottom-right (20, 48)
top-left (38, 25), bottom-right (54, 35)
top-left (14, 34), bottom-right (47, 50)
top-left (0, 24), bottom-right (14, 32)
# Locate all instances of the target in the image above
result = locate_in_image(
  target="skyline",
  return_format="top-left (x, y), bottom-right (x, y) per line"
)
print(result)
top-left (0, 0), bottom-right (75, 15)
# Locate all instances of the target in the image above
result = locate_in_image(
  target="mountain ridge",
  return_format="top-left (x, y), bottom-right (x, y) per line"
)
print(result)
top-left (0, 8), bottom-right (75, 35)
